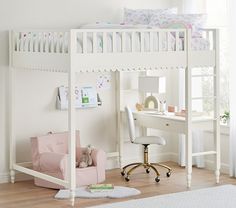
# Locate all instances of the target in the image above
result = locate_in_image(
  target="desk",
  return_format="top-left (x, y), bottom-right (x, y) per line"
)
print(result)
top-left (120, 110), bottom-right (220, 187)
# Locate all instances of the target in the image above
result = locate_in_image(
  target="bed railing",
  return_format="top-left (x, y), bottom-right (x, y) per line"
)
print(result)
top-left (10, 28), bottom-right (217, 72)
top-left (12, 28), bottom-right (217, 54)
top-left (13, 29), bottom-right (69, 53)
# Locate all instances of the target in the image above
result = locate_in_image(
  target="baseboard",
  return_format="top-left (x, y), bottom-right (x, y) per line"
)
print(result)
top-left (0, 172), bottom-right (9, 184)
top-left (106, 157), bottom-right (119, 170)
top-left (204, 159), bottom-right (229, 174)
top-left (169, 153), bottom-right (229, 174)
top-left (0, 171), bottom-right (33, 184)
top-left (0, 153), bottom-right (230, 183)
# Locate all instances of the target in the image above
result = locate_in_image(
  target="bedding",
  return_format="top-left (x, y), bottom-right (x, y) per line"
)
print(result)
top-left (123, 8), bottom-right (178, 25)
top-left (149, 13), bottom-right (207, 38)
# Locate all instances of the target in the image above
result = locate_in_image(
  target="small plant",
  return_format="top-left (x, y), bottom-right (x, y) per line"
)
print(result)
top-left (220, 111), bottom-right (230, 124)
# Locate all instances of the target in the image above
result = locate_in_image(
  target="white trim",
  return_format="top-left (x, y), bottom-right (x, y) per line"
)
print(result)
top-left (0, 172), bottom-right (33, 184)
top-left (1, 152), bottom-right (229, 183)
top-left (171, 153), bottom-right (229, 174)
top-left (204, 160), bottom-right (229, 175)
top-left (0, 173), bottom-right (9, 184)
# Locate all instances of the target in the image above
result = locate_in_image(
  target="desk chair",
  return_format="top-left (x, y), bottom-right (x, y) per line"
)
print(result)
top-left (121, 106), bottom-right (172, 183)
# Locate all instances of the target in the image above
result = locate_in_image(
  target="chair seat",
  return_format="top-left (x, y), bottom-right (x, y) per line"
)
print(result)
top-left (133, 136), bottom-right (166, 145)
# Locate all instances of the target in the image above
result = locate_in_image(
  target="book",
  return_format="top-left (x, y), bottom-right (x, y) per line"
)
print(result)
top-left (88, 184), bottom-right (114, 192)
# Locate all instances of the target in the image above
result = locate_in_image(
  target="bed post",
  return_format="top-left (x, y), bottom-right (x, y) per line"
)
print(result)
top-left (116, 71), bottom-right (123, 168)
top-left (185, 29), bottom-right (192, 188)
top-left (69, 29), bottom-right (76, 206)
top-left (214, 29), bottom-right (220, 183)
top-left (9, 30), bottom-right (16, 184)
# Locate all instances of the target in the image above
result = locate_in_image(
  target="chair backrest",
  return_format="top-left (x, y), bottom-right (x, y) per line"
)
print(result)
top-left (125, 106), bottom-right (136, 142)
top-left (31, 131), bottom-right (80, 168)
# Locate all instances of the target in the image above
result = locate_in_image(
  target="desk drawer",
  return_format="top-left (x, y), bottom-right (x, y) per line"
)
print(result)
top-left (134, 114), bottom-right (185, 134)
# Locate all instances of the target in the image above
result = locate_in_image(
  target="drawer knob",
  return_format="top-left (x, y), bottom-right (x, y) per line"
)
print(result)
top-left (166, 123), bottom-right (169, 126)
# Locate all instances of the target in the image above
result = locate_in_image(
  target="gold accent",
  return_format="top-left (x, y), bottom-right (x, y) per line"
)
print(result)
top-left (144, 95), bottom-right (158, 109)
top-left (121, 144), bottom-right (172, 180)
top-left (127, 164), bottom-right (143, 176)
top-left (136, 103), bottom-right (144, 111)
top-left (151, 163), bottom-right (172, 172)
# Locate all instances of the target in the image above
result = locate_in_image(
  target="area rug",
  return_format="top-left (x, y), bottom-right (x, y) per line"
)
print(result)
top-left (55, 186), bottom-right (141, 199)
top-left (88, 185), bottom-right (236, 208)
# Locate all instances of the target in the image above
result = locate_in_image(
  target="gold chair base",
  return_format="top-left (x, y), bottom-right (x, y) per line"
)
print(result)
top-left (121, 145), bottom-right (172, 182)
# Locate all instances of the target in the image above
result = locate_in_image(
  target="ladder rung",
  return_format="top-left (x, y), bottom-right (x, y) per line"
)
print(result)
top-left (192, 151), bottom-right (216, 157)
top-left (192, 74), bottom-right (216, 78)
top-left (192, 96), bottom-right (216, 100)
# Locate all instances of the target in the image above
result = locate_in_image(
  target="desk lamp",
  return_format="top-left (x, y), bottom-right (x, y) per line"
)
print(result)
top-left (138, 76), bottom-right (166, 110)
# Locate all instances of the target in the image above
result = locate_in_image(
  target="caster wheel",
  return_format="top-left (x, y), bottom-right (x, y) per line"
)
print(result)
top-left (146, 168), bottom-right (150, 174)
top-left (121, 171), bottom-right (125, 176)
top-left (155, 177), bottom-right (160, 183)
top-left (125, 176), bottom-right (130, 182)
top-left (166, 171), bottom-right (171, 177)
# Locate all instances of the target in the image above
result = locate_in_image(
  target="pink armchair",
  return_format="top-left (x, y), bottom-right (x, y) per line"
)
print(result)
top-left (31, 131), bottom-right (106, 189)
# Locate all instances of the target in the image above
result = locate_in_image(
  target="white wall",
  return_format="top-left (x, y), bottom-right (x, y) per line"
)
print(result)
top-left (0, 0), bottom-right (173, 182)
top-left (170, 0), bottom-right (206, 13)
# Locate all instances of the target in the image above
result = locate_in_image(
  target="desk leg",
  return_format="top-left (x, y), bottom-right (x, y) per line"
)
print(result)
top-left (185, 41), bottom-right (192, 188)
top-left (214, 118), bottom-right (221, 184)
top-left (186, 131), bottom-right (192, 188)
top-left (118, 113), bottom-right (123, 168)
top-left (214, 30), bottom-right (220, 184)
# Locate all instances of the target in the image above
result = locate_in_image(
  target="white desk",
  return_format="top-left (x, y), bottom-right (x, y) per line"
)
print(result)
top-left (120, 110), bottom-right (220, 187)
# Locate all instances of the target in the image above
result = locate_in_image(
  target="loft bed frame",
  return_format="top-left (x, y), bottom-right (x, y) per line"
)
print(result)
top-left (9, 28), bottom-right (220, 204)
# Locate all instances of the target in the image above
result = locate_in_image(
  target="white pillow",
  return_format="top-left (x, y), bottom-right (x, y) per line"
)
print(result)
top-left (123, 8), bottom-right (177, 25)
top-left (149, 13), bottom-right (207, 37)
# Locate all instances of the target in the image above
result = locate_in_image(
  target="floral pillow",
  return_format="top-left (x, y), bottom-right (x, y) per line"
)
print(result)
top-left (149, 13), bottom-right (207, 37)
top-left (123, 8), bottom-right (177, 25)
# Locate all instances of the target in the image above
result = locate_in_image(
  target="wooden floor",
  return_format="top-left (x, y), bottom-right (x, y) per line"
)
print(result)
top-left (0, 162), bottom-right (236, 208)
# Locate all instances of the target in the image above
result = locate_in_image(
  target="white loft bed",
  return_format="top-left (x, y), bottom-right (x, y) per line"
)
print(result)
top-left (9, 28), bottom-right (220, 204)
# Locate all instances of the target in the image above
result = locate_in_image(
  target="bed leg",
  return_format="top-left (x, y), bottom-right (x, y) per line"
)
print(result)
top-left (187, 173), bottom-right (191, 188)
top-left (70, 189), bottom-right (75, 207)
top-left (10, 169), bottom-right (15, 183)
top-left (215, 170), bottom-right (220, 184)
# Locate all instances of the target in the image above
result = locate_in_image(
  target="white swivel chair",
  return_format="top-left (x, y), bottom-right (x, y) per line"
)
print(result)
top-left (121, 106), bottom-right (172, 183)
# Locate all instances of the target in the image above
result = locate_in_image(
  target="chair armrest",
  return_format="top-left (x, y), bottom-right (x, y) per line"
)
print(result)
top-left (38, 152), bottom-right (67, 172)
top-left (91, 149), bottom-right (106, 181)
top-left (91, 149), bottom-right (106, 168)
top-left (76, 147), bottom-right (106, 167)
